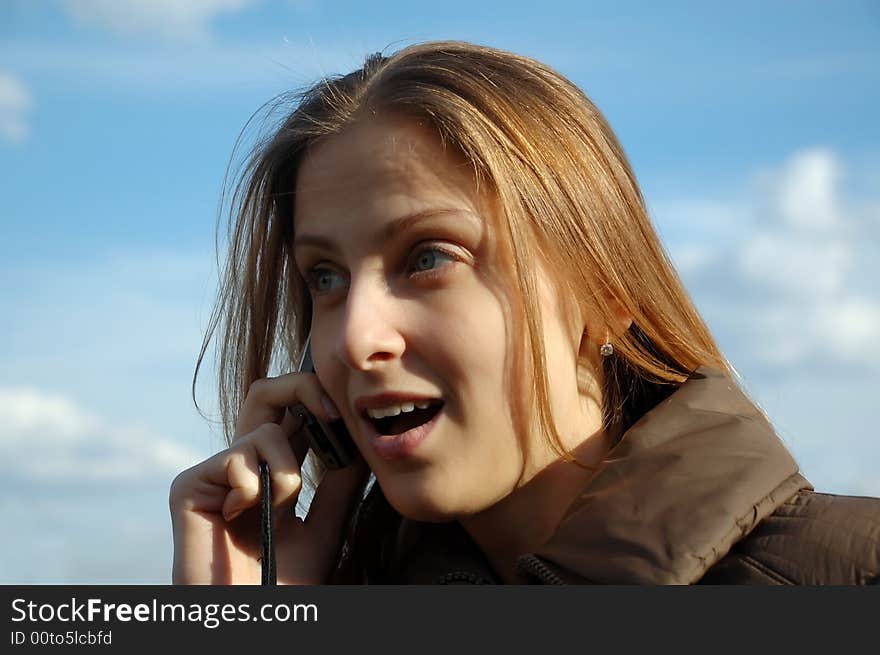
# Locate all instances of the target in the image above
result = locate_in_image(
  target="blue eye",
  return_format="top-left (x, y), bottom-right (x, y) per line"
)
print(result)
top-left (304, 246), bottom-right (459, 296)
top-left (305, 267), bottom-right (346, 295)
top-left (411, 247), bottom-right (456, 274)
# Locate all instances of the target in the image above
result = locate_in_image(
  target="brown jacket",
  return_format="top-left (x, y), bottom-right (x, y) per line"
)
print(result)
top-left (387, 367), bottom-right (880, 584)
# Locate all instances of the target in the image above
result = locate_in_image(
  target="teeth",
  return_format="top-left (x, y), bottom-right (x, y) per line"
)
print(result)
top-left (366, 400), bottom-right (436, 419)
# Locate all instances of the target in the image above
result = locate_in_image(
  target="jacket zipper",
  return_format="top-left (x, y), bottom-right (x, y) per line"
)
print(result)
top-left (429, 556), bottom-right (568, 585)
top-left (515, 554), bottom-right (567, 585)
top-left (432, 570), bottom-right (493, 585)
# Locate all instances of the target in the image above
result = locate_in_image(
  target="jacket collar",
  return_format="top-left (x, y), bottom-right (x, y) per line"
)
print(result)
top-left (389, 366), bottom-right (812, 584)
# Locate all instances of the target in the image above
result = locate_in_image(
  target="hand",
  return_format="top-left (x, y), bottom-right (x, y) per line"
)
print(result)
top-left (169, 373), bottom-right (369, 584)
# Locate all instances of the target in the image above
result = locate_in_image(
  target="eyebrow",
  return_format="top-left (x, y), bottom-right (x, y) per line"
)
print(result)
top-left (293, 208), bottom-right (480, 253)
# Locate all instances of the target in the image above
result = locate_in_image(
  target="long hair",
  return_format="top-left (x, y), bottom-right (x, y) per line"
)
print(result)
top-left (192, 41), bottom-right (734, 583)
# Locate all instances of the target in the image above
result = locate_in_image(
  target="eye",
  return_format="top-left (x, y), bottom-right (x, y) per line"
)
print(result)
top-left (304, 266), bottom-right (346, 295)
top-left (409, 246), bottom-right (458, 275)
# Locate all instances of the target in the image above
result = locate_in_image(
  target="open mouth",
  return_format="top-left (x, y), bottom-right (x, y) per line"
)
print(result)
top-left (369, 401), bottom-right (444, 436)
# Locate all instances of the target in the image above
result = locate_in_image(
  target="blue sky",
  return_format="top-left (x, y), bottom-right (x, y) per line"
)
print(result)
top-left (1, 0), bottom-right (878, 583)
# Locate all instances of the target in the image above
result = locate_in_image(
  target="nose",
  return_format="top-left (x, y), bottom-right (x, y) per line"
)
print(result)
top-left (334, 274), bottom-right (406, 371)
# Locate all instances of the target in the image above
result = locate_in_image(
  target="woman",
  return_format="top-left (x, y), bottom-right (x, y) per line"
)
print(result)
top-left (170, 42), bottom-right (880, 585)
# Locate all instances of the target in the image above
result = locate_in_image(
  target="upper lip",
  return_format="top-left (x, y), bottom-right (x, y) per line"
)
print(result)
top-left (354, 392), bottom-right (444, 417)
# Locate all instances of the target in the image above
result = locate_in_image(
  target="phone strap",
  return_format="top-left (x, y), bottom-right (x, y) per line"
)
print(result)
top-left (259, 461), bottom-right (277, 585)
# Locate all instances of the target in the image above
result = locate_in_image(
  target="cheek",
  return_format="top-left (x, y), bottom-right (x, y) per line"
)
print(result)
top-left (428, 291), bottom-right (510, 406)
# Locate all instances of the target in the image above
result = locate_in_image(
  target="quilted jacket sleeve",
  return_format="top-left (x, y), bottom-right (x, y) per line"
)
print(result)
top-left (698, 490), bottom-right (880, 585)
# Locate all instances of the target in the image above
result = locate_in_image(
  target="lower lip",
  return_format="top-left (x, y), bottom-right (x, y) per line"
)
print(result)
top-left (365, 408), bottom-right (442, 461)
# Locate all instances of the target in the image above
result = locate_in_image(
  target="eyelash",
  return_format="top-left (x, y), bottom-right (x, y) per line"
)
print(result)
top-left (303, 244), bottom-right (462, 296)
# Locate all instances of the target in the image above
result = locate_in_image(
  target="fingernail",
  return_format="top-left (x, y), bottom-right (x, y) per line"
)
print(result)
top-left (224, 507), bottom-right (243, 522)
top-left (320, 393), bottom-right (340, 419)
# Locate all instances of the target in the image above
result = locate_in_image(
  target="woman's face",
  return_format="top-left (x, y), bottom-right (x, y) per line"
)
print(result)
top-left (293, 114), bottom-right (592, 522)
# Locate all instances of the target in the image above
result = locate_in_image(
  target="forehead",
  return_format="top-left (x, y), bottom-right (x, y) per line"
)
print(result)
top-left (293, 114), bottom-right (483, 230)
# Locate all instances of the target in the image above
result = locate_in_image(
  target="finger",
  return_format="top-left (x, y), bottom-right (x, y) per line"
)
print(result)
top-left (305, 455), bottom-right (371, 546)
top-left (221, 444), bottom-right (260, 521)
top-left (250, 424), bottom-right (304, 511)
top-left (235, 372), bottom-right (341, 439)
top-left (222, 424), bottom-right (304, 520)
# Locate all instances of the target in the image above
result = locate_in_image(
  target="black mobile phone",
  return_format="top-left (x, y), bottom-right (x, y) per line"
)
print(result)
top-left (289, 335), bottom-right (359, 470)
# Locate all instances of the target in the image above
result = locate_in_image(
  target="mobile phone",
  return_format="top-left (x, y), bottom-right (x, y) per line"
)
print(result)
top-left (289, 334), bottom-right (359, 470)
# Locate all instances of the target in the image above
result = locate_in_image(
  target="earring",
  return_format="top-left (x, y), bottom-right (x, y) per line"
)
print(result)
top-left (600, 331), bottom-right (613, 358)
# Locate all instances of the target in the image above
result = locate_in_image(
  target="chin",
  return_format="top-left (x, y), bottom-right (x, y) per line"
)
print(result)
top-left (378, 478), bottom-right (460, 523)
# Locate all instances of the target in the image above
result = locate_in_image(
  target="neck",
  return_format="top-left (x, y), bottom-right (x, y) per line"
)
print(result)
top-left (459, 424), bottom-right (616, 584)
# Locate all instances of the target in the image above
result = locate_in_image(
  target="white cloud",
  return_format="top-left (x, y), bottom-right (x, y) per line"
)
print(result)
top-left (60, 0), bottom-right (257, 41)
top-left (738, 232), bottom-right (851, 297)
top-left (0, 246), bottom-right (221, 483)
top-left (774, 148), bottom-right (843, 232)
top-left (661, 147), bottom-right (880, 372)
top-left (0, 386), bottom-right (203, 483)
top-left (656, 152), bottom-right (880, 496)
top-left (0, 244), bottom-right (233, 450)
top-left (0, 246), bottom-right (221, 582)
top-left (0, 388), bottom-right (100, 444)
top-left (0, 72), bottom-right (32, 143)
top-left (821, 296), bottom-right (880, 360)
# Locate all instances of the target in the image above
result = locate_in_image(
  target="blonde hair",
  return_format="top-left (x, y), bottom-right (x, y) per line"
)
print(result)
top-left (193, 41), bottom-right (733, 581)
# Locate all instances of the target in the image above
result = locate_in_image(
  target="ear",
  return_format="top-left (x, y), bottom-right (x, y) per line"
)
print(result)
top-left (607, 297), bottom-right (634, 337)
top-left (582, 296), bottom-right (633, 347)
